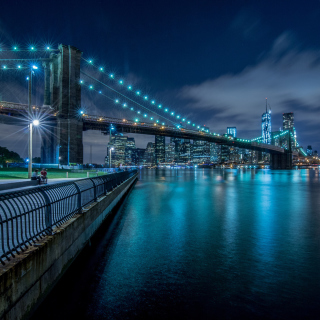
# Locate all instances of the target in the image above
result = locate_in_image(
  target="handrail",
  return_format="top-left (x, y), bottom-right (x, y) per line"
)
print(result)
top-left (0, 170), bottom-right (137, 265)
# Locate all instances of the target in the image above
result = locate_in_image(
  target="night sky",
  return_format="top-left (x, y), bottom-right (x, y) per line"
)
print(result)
top-left (0, 0), bottom-right (320, 163)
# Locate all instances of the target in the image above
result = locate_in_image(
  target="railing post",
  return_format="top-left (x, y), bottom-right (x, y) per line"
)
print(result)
top-left (73, 182), bottom-right (82, 213)
top-left (38, 189), bottom-right (52, 235)
top-left (90, 178), bottom-right (97, 201)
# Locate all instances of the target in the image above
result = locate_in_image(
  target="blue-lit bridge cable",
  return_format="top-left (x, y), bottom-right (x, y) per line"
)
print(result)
top-left (80, 71), bottom-right (177, 126)
top-left (81, 57), bottom-right (204, 130)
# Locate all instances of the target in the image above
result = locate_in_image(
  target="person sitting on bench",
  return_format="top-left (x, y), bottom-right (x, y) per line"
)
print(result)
top-left (40, 168), bottom-right (48, 184)
top-left (31, 169), bottom-right (40, 181)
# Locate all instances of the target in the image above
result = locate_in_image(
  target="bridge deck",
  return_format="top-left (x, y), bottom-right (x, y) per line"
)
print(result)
top-left (0, 101), bottom-right (289, 154)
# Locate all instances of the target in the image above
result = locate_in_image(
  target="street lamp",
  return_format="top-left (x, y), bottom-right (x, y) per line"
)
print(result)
top-left (27, 65), bottom-right (39, 178)
top-left (109, 147), bottom-right (114, 168)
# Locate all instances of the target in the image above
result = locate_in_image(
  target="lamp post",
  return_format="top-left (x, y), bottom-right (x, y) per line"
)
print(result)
top-left (27, 65), bottom-right (38, 179)
top-left (109, 147), bottom-right (114, 168)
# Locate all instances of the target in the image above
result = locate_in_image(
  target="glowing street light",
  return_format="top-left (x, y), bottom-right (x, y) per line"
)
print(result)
top-left (109, 147), bottom-right (114, 168)
top-left (27, 65), bottom-right (39, 178)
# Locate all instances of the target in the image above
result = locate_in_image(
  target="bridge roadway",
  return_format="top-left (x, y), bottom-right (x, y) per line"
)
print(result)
top-left (0, 101), bottom-right (287, 155)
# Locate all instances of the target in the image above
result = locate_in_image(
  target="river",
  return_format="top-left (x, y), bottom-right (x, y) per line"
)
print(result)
top-left (32, 168), bottom-right (320, 319)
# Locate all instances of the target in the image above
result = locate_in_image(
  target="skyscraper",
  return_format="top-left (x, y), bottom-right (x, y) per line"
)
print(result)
top-left (193, 140), bottom-right (210, 164)
top-left (179, 140), bottom-right (192, 163)
top-left (307, 145), bottom-right (313, 156)
top-left (262, 99), bottom-right (271, 144)
top-left (108, 135), bottom-right (127, 167)
top-left (283, 113), bottom-right (294, 131)
top-left (155, 135), bottom-right (165, 164)
top-left (125, 137), bottom-right (136, 165)
top-left (165, 143), bottom-right (175, 163)
top-left (227, 127), bottom-right (237, 138)
top-left (145, 142), bottom-right (155, 166)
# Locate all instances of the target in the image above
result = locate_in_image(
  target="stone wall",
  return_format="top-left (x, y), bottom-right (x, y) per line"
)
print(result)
top-left (0, 173), bottom-right (137, 320)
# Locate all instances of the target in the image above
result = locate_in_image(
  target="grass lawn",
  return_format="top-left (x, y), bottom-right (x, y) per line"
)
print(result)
top-left (0, 168), bottom-right (107, 180)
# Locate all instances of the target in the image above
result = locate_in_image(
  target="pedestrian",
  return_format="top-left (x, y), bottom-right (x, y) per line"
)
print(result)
top-left (31, 169), bottom-right (40, 181)
top-left (40, 168), bottom-right (48, 184)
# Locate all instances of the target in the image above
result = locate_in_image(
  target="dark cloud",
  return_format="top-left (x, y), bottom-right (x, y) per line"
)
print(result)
top-left (179, 32), bottom-right (320, 149)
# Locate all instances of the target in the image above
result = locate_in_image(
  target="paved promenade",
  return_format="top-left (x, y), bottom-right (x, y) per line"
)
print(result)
top-left (0, 178), bottom-right (82, 194)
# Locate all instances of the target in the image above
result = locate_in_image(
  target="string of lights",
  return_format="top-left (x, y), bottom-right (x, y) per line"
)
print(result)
top-left (80, 78), bottom-right (168, 126)
top-left (81, 57), bottom-right (210, 132)
top-left (80, 71), bottom-right (180, 127)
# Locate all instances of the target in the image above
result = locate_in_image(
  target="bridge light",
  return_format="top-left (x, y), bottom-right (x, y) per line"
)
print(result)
top-left (197, 126), bottom-right (200, 129)
top-left (89, 85), bottom-right (93, 89)
top-left (182, 118), bottom-right (185, 121)
top-left (26, 77), bottom-right (29, 80)
top-left (46, 46), bottom-right (50, 50)
top-left (31, 47), bottom-right (35, 50)
top-left (151, 100), bottom-right (155, 104)
top-left (144, 114), bottom-right (147, 117)
top-left (150, 117), bottom-right (153, 120)
top-left (89, 60), bottom-right (93, 64)
top-left (32, 65), bottom-right (38, 70)
top-left (171, 112), bottom-right (174, 115)
top-left (130, 107), bottom-right (134, 110)
top-left (123, 103), bottom-right (127, 107)
top-left (177, 115), bottom-right (180, 119)
top-left (18, 65), bottom-right (21, 69)
top-left (99, 91), bottom-right (102, 94)
top-left (156, 120), bottom-right (159, 123)
top-left (158, 104), bottom-right (162, 108)
top-left (80, 80), bottom-right (83, 84)
top-left (165, 108), bottom-right (168, 112)
top-left (13, 47), bottom-right (17, 50)
top-left (144, 96), bottom-right (148, 100)
top-left (187, 121), bottom-right (190, 124)
top-left (3, 66), bottom-right (6, 69)
top-left (115, 99), bottom-right (119, 103)
top-left (136, 91), bottom-right (140, 95)
top-left (110, 74), bottom-right (114, 78)
top-left (135, 118), bottom-right (139, 122)
top-left (99, 67), bottom-right (103, 71)
top-left (162, 122), bottom-right (165, 125)
top-left (33, 119), bottom-right (40, 126)
top-left (137, 111), bottom-right (141, 114)
top-left (119, 80), bottom-right (123, 84)
top-left (128, 86), bottom-right (132, 90)
top-left (192, 124), bottom-right (195, 126)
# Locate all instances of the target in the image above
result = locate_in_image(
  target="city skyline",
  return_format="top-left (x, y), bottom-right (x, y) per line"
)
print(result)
top-left (0, 0), bottom-right (320, 163)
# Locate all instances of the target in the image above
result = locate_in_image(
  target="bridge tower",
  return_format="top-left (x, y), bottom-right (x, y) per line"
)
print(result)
top-left (41, 44), bottom-right (83, 165)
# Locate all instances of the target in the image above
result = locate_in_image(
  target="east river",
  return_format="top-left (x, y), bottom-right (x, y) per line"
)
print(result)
top-left (33, 168), bottom-right (320, 319)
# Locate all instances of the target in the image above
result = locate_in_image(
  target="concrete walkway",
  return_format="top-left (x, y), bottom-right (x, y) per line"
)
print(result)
top-left (0, 178), bottom-right (83, 194)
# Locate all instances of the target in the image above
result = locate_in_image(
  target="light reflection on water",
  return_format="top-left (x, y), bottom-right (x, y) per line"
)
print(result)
top-left (33, 169), bottom-right (320, 320)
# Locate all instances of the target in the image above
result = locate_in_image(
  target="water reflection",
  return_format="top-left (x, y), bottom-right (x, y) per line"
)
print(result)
top-left (33, 169), bottom-right (320, 320)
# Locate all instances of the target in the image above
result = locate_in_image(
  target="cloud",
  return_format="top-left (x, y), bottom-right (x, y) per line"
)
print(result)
top-left (179, 32), bottom-right (320, 149)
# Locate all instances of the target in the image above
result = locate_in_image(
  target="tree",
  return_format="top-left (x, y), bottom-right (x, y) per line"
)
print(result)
top-left (0, 146), bottom-right (23, 164)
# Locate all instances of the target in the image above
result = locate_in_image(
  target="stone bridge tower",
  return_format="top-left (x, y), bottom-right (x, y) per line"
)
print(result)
top-left (41, 44), bottom-right (83, 165)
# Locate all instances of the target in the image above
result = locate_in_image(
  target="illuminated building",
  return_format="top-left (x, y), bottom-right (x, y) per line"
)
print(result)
top-left (170, 137), bottom-right (182, 161)
top-left (193, 140), bottom-right (210, 164)
top-left (307, 145), bottom-right (313, 156)
top-left (165, 143), bottom-right (175, 163)
top-left (108, 135), bottom-right (127, 167)
top-left (262, 99), bottom-right (271, 144)
top-left (210, 143), bottom-right (220, 162)
top-left (179, 140), bottom-right (192, 163)
top-left (283, 113), bottom-right (294, 131)
top-left (155, 135), bottom-right (165, 164)
top-left (125, 137), bottom-right (136, 165)
top-left (145, 142), bottom-right (155, 166)
top-left (227, 127), bottom-right (237, 138)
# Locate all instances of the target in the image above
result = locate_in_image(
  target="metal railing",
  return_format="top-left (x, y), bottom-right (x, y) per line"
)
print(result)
top-left (0, 170), bottom-right (137, 265)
